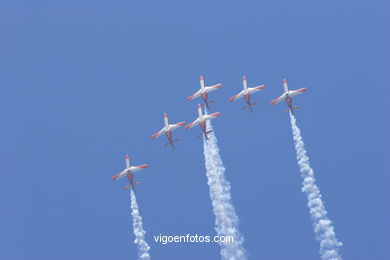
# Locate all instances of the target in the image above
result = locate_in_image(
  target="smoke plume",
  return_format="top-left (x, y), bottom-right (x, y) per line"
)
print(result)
top-left (290, 113), bottom-right (342, 260)
top-left (130, 189), bottom-right (151, 260)
top-left (203, 120), bottom-right (247, 260)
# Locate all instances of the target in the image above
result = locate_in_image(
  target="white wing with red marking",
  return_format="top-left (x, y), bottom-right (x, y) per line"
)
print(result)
top-left (186, 89), bottom-right (202, 101)
top-left (185, 118), bottom-right (200, 129)
top-left (151, 127), bottom-right (166, 139)
top-left (130, 164), bottom-right (148, 174)
top-left (229, 90), bottom-right (245, 102)
top-left (169, 121), bottom-right (186, 131)
top-left (290, 88), bottom-right (307, 97)
top-left (247, 85), bottom-right (265, 95)
top-left (112, 169), bottom-right (127, 181)
top-left (204, 83), bottom-right (222, 93)
top-left (203, 112), bottom-right (221, 121)
top-left (270, 93), bottom-right (286, 105)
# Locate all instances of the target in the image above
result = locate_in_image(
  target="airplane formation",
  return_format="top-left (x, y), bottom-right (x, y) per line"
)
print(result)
top-left (112, 76), bottom-right (307, 190)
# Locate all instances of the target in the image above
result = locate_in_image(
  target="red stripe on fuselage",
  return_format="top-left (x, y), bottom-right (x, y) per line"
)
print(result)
top-left (285, 96), bottom-right (292, 107)
top-left (201, 92), bottom-right (208, 102)
top-left (200, 121), bottom-right (206, 131)
top-left (165, 130), bottom-right (172, 139)
top-left (126, 173), bottom-right (134, 182)
top-left (244, 94), bottom-right (251, 104)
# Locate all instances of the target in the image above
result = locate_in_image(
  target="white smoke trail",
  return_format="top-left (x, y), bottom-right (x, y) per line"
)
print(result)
top-left (289, 112), bottom-right (342, 260)
top-left (130, 189), bottom-right (151, 260)
top-left (203, 120), bottom-right (247, 260)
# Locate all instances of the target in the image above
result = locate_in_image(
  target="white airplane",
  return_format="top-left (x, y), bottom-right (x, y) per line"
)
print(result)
top-left (151, 113), bottom-right (186, 149)
top-left (187, 75), bottom-right (222, 109)
top-left (229, 76), bottom-right (265, 112)
top-left (270, 78), bottom-right (307, 114)
top-left (185, 104), bottom-right (221, 140)
top-left (112, 154), bottom-right (147, 190)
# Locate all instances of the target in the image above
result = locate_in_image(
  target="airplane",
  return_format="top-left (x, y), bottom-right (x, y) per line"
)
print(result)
top-left (112, 154), bottom-right (148, 191)
top-left (151, 113), bottom-right (186, 149)
top-left (229, 76), bottom-right (265, 112)
top-left (270, 78), bottom-right (307, 114)
top-left (186, 75), bottom-right (222, 109)
top-left (185, 104), bottom-right (221, 141)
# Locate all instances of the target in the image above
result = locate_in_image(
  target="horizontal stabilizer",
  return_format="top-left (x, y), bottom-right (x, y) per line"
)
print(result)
top-left (242, 102), bottom-right (258, 110)
top-left (284, 105), bottom-right (300, 114)
top-left (164, 139), bottom-right (179, 149)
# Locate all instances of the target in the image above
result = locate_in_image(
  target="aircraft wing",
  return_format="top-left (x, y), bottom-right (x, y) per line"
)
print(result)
top-left (130, 164), bottom-right (148, 174)
top-left (203, 112), bottom-right (221, 121)
top-left (185, 118), bottom-right (201, 129)
top-left (290, 88), bottom-right (307, 97)
top-left (229, 90), bottom-right (245, 102)
top-left (112, 169), bottom-right (127, 181)
top-left (270, 93), bottom-right (286, 105)
top-left (187, 89), bottom-right (202, 101)
top-left (169, 121), bottom-right (186, 131)
top-left (247, 85), bottom-right (265, 95)
top-left (151, 127), bottom-right (165, 139)
top-left (204, 84), bottom-right (222, 93)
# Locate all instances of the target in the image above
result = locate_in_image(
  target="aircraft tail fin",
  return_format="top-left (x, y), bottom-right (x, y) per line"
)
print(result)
top-left (242, 102), bottom-right (258, 112)
top-left (164, 139), bottom-right (179, 149)
top-left (125, 181), bottom-right (141, 191)
top-left (284, 105), bottom-right (299, 114)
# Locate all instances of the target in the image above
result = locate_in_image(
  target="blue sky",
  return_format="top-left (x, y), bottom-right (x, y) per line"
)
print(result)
top-left (0, 0), bottom-right (388, 259)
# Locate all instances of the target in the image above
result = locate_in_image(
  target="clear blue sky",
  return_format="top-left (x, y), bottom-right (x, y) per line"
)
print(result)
top-left (0, 0), bottom-right (388, 259)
